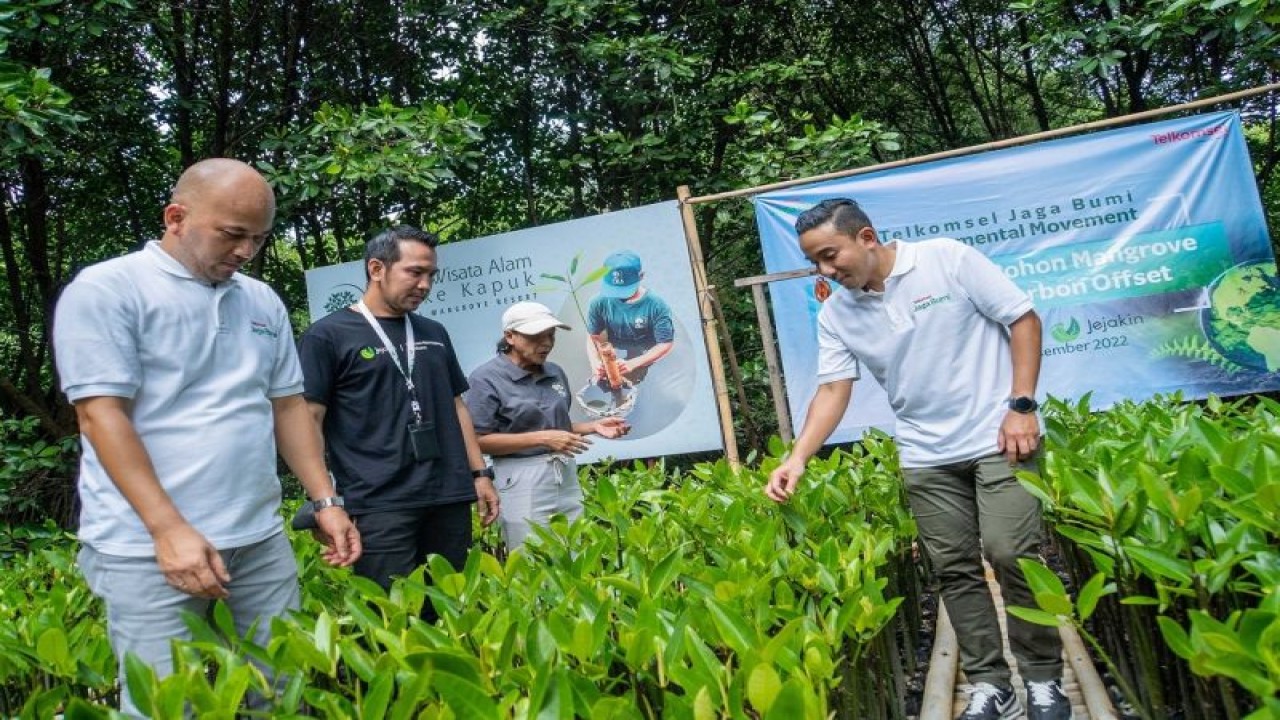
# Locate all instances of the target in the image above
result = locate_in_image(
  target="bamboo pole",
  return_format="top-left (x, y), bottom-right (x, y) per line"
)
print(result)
top-left (1060, 622), bottom-right (1120, 720)
top-left (732, 268), bottom-right (812, 441)
top-left (749, 283), bottom-right (792, 442)
top-left (706, 285), bottom-right (761, 449)
top-left (919, 602), bottom-right (960, 720)
top-left (675, 186), bottom-right (740, 466)
top-left (683, 83), bottom-right (1280, 205)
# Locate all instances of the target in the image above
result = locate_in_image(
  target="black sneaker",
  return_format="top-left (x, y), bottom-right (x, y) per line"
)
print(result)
top-left (1025, 678), bottom-right (1074, 720)
top-left (959, 682), bottom-right (1020, 720)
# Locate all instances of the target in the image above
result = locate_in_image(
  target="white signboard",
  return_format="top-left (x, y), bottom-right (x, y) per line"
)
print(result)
top-left (304, 201), bottom-right (723, 462)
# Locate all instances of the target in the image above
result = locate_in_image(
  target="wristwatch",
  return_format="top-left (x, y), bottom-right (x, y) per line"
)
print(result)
top-left (1007, 396), bottom-right (1039, 414)
top-left (311, 496), bottom-right (345, 511)
top-left (471, 467), bottom-right (496, 480)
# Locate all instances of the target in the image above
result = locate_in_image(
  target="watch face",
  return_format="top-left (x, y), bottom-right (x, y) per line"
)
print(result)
top-left (1009, 396), bottom-right (1037, 413)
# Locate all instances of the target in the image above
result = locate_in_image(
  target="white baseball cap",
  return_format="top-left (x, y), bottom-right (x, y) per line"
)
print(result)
top-left (502, 301), bottom-right (571, 334)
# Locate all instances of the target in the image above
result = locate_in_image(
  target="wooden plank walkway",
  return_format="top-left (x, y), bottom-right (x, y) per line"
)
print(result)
top-left (918, 564), bottom-right (1119, 720)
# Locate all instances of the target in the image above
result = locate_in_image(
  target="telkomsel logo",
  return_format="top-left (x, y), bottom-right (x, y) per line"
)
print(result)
top-left (1151, 126), bottom-right (1223, 145)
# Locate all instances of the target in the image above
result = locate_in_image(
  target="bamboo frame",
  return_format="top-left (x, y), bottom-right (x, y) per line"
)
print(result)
top-left (676, 186), bottom-right (740, 466)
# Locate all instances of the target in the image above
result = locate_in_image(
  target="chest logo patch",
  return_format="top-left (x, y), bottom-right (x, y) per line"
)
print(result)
top-left (911, 293), bottom-right (953, 313)
top-left (551, 381), bottom-right (568, 398)
top-left (250, 320), bottom-right (278, 338)
top-left (359, 346), bottom-right (377, 360)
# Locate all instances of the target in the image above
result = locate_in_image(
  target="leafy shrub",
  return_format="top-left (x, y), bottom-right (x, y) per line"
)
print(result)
top-left (1015, 394), bottom-right (1280, 720)
top-left (1, 449), bottom-right (921, 719)
top-left (0, 413), bottom-right (78, 526)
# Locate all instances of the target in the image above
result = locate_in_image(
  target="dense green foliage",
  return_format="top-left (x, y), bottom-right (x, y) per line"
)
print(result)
top-left (1015, 394), bottom-right (1280, 720)
top-left (4, 397), bottom-right (1280, 717)
top-left (0, 0), bottom-right (1277, 524)
top-left (2, 439), bottom-right (922, 719)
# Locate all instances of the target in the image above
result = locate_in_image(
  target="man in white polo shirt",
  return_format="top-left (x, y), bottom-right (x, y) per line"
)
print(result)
top-left (765, 198), bottom-right (1071, 720)
top-left (53, 158), bottom-right (360, 717)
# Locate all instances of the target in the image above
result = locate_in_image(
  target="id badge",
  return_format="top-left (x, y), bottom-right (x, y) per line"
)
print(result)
top-left (408, 421), bottom-right (440, 462)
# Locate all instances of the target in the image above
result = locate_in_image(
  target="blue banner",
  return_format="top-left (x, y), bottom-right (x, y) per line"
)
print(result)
top-left (755, 112), bottom-right (1280, 443)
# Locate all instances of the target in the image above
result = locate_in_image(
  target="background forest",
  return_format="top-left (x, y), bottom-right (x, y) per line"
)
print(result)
top-left (1, 0), bottom-right (1277, 526)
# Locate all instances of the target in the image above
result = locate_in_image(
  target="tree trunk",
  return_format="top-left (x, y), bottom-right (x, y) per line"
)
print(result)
top-left (0, 189), bottom-right (39, 402)
top-left (212, 0), bottom-right (234, 156)
top-left (1017, 19), bottom-right (1052, 132)
top-left (166, 0), bottom-right (196, 167)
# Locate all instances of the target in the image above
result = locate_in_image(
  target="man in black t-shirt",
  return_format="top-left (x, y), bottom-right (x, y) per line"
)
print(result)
top-left (299, 226), bottom-right (499, 618)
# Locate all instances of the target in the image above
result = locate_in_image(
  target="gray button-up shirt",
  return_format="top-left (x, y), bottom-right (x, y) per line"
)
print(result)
top-left (464, 353), bottom-right (575, 458)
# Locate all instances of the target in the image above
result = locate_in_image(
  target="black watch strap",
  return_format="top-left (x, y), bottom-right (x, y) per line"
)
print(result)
top-left (471, 467), bottom-right (495, 480)
top-left (1007, 395), bottom-right (1039, 414)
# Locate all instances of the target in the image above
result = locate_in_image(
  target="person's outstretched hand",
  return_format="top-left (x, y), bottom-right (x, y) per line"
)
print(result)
top-left (313, 507), bottom-right (361, 567)
top-left (766, 458), bottom-right (807, 503)
top-left (542, 429), bottom-right (592, 455)
top-left (593, 417), bottom-right (630, 439)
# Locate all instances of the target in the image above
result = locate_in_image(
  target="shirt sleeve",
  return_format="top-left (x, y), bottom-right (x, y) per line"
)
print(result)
top-left (953, 243), bottom-right (1034, 325)
top-left (650, 296), bottom-right (675, 344)
top-left (267, 298), bottom-right (305, 398)
top-left (815, 309), bottom-right (860, 385)
top-left (586, 296), bottom-right (606, 335)
top-left (444, 332), bottom-right (469, 398)
top-left (298, 323), bottom-right (337, 407)
top-left (53, 275), bottom-right (141, 402)
top-left (463, 370), bottom-right (502, 434)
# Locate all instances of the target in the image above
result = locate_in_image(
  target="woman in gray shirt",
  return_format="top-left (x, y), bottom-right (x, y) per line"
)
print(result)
top-left (464, 302), bottom-right (629, 550)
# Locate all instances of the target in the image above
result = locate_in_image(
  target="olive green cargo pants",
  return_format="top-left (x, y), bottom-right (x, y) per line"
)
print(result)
top-left (902, 453), bottom-right (1064, 686)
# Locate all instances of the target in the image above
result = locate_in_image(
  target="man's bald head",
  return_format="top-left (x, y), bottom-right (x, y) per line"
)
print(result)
top-left (161, 158), bottom-right (277, 284)
top-left (171, 158), bottom-right (276, 217)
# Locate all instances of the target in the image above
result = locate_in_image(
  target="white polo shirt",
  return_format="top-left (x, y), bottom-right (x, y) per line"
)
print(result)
top-left (54, 242), bottom-right (303, 556)
top-left (816, 238), bottom-right (1033, 467)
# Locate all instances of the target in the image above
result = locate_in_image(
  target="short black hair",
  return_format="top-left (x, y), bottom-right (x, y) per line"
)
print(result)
top-left (794, 198), bottom-right (873, 237)
top-left (364, 225), bottom-right (439, 279)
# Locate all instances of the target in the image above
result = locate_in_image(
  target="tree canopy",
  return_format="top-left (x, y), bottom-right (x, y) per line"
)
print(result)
top-left (1, 0), bottom-right (1277, 520)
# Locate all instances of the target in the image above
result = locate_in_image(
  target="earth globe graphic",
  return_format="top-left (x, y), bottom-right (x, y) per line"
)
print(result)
top-left (1200, 260), bottom-right (1280, 372)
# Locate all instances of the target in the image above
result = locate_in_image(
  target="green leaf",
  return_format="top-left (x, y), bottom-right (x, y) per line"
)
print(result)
top-left (645, 546), bottom-right (684, 597)
top-left (435, 671), bottom-right (500, 719)
top-left (123, 652), bottom-right (157, 718)
top-left (1005, 606), bottom-right (1062, 627)
top-left (1124, 545), bottom-right (1193, 584)
top-left (1018, 558), bottom-right (1068, 598)
top-left (693, 685), bottom-right (716, 720)
top-left (1119, 595), bottom-right (1162, 606)
top-left (580, 266), bottom-right (610, 286)
top-left (35, 627), bottom-right (71, 675)
top-left (1075, 573), bottom-right (1112, 621)
top-left (703, 598), bottom-right (756, 656)
top-left (1157, 616), bottom-right (1194, 660)
top-left (747, 663), bottom-right (782, 712)
top-left (764, 679), bottom-right (807, 719)
top-left (340, 639), bottom-right (379, 682)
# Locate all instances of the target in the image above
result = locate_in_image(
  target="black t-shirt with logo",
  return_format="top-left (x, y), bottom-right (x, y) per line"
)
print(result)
top-left (299, 308), bottom-right (475, 513)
